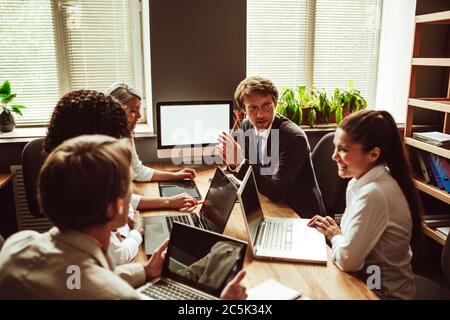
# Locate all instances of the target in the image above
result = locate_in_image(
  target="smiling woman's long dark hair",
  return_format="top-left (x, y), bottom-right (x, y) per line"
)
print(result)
top-left (339, 110), bottom-right (423, 252)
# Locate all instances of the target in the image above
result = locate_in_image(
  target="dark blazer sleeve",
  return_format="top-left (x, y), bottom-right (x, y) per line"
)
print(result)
top-left (256, 133), bottom-right (308, 202)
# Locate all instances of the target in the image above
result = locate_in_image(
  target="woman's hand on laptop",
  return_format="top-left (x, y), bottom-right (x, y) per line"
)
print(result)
top-left (173, 168), bottom-right (197, 180)
top-left (220, 270), bottom-right (248, 300)
top-left (307, 215), bottom-right (342, 242)
top-left (166, 193), bottom-right (198, 209)
top-left (144, 239), bottom-right (169, 281)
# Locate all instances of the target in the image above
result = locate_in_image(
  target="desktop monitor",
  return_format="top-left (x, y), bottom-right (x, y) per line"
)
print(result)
top-left (156, 100), bottom-right (233, 161)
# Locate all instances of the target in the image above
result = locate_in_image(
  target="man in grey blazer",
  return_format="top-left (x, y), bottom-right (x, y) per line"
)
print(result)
top-left (218, 76), bottom-right (325, 218)
top-left (0, 135), bottom-right (247, 299)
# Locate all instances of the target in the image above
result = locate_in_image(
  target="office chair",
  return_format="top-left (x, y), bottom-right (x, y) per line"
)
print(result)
top-left (22, 138), bottom-right (46, 217)
top-left (311, 132), bottom-right (349, 219)
top-left (414, 235), bottom-right (450, 299)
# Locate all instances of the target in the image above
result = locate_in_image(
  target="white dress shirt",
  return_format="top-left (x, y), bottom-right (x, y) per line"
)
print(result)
top-left (129, 135), bottom-right (155, 182)
top-left (331, 165), bottom-right (415, 299)
top-left (235, 123), bottom-right (273, 173)
top-left (109, 205), bottom-right (143, 265)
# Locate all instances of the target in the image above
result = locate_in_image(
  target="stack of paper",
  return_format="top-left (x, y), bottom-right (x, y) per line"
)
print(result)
top-left (246, 279), bottom-right (305, 300)
top-left (413, 132), bottom-right (450, 149)
top-left (436, 227), bottom-right (449, 238)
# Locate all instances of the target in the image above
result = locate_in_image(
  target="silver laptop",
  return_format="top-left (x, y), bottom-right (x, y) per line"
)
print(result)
top-left (237, 166), bottom-right (328, 264)
top-left (144, 167), bottom-right (237, 254)
top-left (138, 222), bottom-right (247, 300)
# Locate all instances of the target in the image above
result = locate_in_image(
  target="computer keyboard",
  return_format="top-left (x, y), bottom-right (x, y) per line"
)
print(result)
top-left (166, 215), bottom-right (191, 232)
top-left (261, 220), bottom-right (293, 251)
top-left (140, 281), bottom-right (208, 300)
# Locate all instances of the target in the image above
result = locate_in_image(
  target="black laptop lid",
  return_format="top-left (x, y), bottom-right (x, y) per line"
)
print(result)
top-left (239, 167), bottom-right (264, 245)
top-left (163, 222), bottom-right (247, 297)
top-left (199, 167), bottom-right (237, 233)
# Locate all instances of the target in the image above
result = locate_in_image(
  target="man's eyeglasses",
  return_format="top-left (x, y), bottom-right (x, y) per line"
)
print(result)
top-left (245, 103), bottom-right (274, 113)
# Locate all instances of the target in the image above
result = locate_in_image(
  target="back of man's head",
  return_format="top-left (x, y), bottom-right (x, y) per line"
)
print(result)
top-left (38, 135), bottom-right (132, 231)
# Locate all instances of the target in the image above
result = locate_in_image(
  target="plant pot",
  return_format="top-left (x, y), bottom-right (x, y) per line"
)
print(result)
top-left (0, 111), bottom-right (16, 132)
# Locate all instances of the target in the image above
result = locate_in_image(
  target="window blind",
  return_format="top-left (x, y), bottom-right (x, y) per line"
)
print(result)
top-left (247, 0), bottom-right (381, 108)
top-left (0, 0), bottom-right (144, 126)
top-left (58, 0), bottom-right (137, 92)
top-left (247, 0), bottom-right (314, 87)
top-left (313, 0), bottom-right (381, 107)
top-left (0, 0), bottom-right (60, 126)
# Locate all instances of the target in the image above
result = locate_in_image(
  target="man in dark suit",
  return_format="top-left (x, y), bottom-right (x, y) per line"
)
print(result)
top-left (217, 76), bottom-right (325, 218)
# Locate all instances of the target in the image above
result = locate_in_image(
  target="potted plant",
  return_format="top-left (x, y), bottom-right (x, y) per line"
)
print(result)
top-left (0, 80), bottom-right (26, 132)
top-left (276, 87), bottom-right (301, 126)
top-left (339, 80), bottom-right (367, 118)
top-left (330, 88), bottom-right (344, 125)
top-left (308, 88), bottom-right (332, 127)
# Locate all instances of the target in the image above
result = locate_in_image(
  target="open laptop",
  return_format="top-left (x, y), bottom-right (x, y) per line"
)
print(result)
top-left (237, 166), bottom-right (328, 264)
top-left (144, 167), bottom-right (238, 254)
top-left (138, 222), bottom-right (247, 300)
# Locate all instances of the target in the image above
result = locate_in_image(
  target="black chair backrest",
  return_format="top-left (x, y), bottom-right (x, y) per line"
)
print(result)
top-left (0, 234), bottom-right (4, 252)
top-left (442, 233), bottom-right (450, 287)
top-left (22, 138), bottom-right (46, 217)
top-left (311, 132), bottom-right (349, 217)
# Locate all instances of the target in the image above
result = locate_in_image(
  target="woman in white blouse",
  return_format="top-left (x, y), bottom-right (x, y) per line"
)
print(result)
top-left (107, 82), bottom-right (197, 183)
top-left (308, 110), bottom-right (423, 299)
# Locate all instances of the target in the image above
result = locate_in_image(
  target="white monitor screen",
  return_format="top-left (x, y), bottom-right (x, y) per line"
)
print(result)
top-left (157, 101), bottom-right (232, 148)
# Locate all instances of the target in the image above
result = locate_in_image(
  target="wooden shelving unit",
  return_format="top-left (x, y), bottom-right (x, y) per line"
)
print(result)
top-left (423, 225), bottom-right (447, 246)
top-left (405, 9), bottom-right (450, 245)
top-left (414, 179), bottom-right (450, 204)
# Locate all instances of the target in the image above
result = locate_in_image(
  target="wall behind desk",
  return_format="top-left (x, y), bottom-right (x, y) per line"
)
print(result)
top-left (149, 0), bottom-right (246, 130)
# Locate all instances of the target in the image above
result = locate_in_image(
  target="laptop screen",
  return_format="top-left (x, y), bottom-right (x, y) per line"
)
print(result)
top-left (199, 168), bottom-right (237, 233)
top-left (238, 167), bottom-right (264, 245)
top-left (163, 222), bottom-right (247, 297)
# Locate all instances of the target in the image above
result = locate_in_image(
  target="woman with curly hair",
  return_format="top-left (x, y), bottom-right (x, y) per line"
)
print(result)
top-left (44, 90), bottom-right (198, 265)
top-left (106, 82), bottom-right (197, 182)
top-left (44, 89), bottom-right (197, 210)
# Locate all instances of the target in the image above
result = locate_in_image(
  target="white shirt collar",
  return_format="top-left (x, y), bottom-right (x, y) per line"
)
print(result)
top-left (254, 122), bottom-right (273, 139)
top-left (349, 164), bottom-right (388, 191)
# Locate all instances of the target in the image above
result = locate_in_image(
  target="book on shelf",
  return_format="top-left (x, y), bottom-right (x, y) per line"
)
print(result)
top-left (414, 150), bottom-right (434, 184)
top-left (436, 227), bottom-right (449, 238)
top-left (430, 154), bottom-right (450, 192)
top-left (426, 153), bottom-right (445, 189)
top-left (412, 131), bottom-right (450, 149)
top-left (423, 214), bottom-right (450, 228)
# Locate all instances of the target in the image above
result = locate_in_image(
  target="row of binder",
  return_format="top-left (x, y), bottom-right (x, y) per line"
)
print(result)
top-left (412, 150), bottom-right (450, 193)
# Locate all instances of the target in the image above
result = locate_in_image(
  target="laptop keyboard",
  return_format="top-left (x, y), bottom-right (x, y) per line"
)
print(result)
top-left (166, 215), bottom-right (191, 232)
top-left (261, 220), bottom-right (293, 251)
top-left (140, 281), bottom-right (208, 300)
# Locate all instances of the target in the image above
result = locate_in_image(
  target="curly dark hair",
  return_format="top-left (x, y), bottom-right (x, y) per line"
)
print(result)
top-left (44, 90), bottom-right (131, 153)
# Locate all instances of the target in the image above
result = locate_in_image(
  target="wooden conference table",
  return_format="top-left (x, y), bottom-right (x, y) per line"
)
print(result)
top-left (133, 164), bottom-right (378, 300)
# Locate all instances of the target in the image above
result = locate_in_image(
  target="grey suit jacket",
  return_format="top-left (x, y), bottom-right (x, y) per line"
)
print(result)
top-left (234, 115), bottom-right (325, 218)
top-left (0, 227), bottom-right (146, 299)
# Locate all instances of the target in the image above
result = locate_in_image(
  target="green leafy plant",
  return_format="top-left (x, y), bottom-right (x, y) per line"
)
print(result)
top-left (309, 88), bottom-right (332, 127)
top-left (276, 87), bottom-right (301, 125)
top-left (0, 80), bottom-right (26, 116)
top-left (275, 80), bottom-right (367, 127)
top-left (339, 80), bottom-right (367, 114)
top-left (330, 88), bottom-right (344, 125)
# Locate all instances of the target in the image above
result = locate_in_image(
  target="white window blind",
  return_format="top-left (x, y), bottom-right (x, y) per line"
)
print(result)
top-left (313, 0), bottom-right (380, 107)
top-left (0, 0), bottom-right (146, 126)
top-left (0, 0), bottom-right (60, 126)
top-left (247, 0), bottom-right (313, 87)
top-left (247, 0), bottom-right (381, 108)
top-left (58, 0), bottom-right (137, 92)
